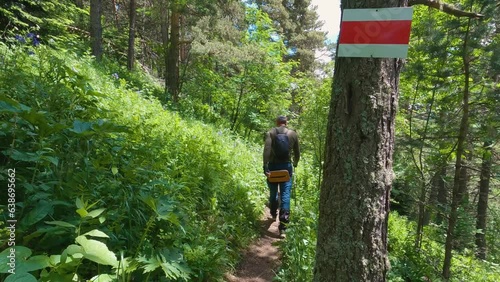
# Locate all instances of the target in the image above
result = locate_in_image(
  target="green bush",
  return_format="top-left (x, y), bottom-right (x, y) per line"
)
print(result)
top-left (388, 212), bottom-right (500, 282)
top-left (0, 38), bottom-right (266, 281)
top-left (275, 156), bottom-right (319, 282)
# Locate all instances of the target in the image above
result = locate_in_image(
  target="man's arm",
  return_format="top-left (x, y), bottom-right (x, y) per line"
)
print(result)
top-left (263, 131), bottom-right (272, 174)
top-left (292, 131), bottom-right (300, 167)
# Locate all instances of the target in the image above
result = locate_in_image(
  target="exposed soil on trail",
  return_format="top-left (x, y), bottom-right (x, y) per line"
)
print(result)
top-left (225, 208), bottom-right (282, 282)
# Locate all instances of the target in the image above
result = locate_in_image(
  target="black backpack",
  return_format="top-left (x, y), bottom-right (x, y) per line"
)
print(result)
top-left (272, 128), bottom-right (289, 162)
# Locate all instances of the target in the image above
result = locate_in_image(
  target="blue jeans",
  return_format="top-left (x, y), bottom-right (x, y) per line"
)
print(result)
top-left (267, 162), bottom-right (293, 215)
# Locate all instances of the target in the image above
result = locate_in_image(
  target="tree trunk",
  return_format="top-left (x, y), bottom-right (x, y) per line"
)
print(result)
top-left (90, 0), bottom-right (103, 61)
top-left (475, 140), bottom-right (493, 260)
top-left (158, 0), bottom-right (169, 79)
top-left (414, 85), bottom-right (437, 248)
top-left (442, 17), bottom-right (472, 281)
top-left (127, 0), bottom-right (137, 71)
top-left (112, 0), bottom-right (120, 29)
top-left (75, 0), bottom-right (83, 8)
top-left (430, 165), bottom-right (447, 225)
top-left (313, 2), bottom-right (404, 280)
top-left (231, 76), bottom-right (245, 131)
top-left (166, 0), bottom-right (180, 103)
top-left (434, 112), bottom-right (451, 225)
top-left (454, 151), bottom-right (471, 250)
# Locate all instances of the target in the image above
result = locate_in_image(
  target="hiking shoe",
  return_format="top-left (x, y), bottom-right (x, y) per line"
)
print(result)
top-left (279, 229), bottom-right (286, 239)
top-left (270, 211), bottom-right (277, 220)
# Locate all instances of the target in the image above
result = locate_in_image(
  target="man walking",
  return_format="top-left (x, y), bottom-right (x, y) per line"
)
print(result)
top-left (263, 116), bottom-right (300, 238)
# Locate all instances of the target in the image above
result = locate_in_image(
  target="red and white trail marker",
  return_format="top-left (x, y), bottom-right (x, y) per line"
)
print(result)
top-left (337, 7), bottom-right (413, 58)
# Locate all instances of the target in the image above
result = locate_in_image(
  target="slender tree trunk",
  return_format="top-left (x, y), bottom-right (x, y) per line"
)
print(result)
top-left (454, 151), bottom-right (471, 250)
top-left (414, 85), bottom-right (437, 248)
top-left (458, 152), bottom-right (471, 203)
top-left (90, 0), bottom-right (103, 61)
top-left (159, 0), bottom-right (169, 79)
top-left (430, 165), bottom-right (447, 225)
top-left (314, 101), bottom-right (325, 189)
top-left (166, 0), bottom-right (180, 103)
top-left (75, 0), bottom-right (83, 8)
top-left (127, 0), bottom-right (137, 71)
top-left (415, 180), bottom-right (427, 248)
top-left (231, 76), bottom-right (245, 131)
top-left (74, 0), bottom-right (85, 28)
top-left (112, 0), bottom-right (120, 29)
top-left (434, 112), bottom-right (452, 225)
top-left (442, 17), bottom-right (472, 281)
top-left (313, 1), bottom-right (404, 279)
top-left (475, 140), bottom-right (493, 260)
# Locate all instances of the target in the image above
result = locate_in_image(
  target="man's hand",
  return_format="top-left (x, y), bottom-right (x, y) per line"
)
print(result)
top-left (263, 165), bottom-right (270, 177)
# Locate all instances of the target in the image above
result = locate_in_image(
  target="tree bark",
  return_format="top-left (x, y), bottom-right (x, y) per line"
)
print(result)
top-left (156, 0), bottom-right (169, 83)
top-left (314, 55), bottom-right (399, 282)
top-left (313, 2), bottom-right (403, 280)
top-left (166, 0), bottom-right (180, 103)
top-left (127, 0), bottom-right (137, 71)
top-left (90, 0), bottom-right (103, 61)
top-left (475, 140), bottom-right (493, 260)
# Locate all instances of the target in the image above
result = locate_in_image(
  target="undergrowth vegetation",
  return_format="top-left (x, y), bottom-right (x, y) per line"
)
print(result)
top-left (276, 199), bottom-right (500, 282)
top-left (0, 39), bottom-right (266, 281)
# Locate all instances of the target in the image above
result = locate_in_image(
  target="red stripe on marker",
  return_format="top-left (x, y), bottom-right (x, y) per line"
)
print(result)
top-left (339, 20), bottom-right (412, 45)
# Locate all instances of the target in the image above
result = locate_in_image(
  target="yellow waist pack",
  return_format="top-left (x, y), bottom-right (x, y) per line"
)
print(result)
top-left (267, 170), bottom-right (290, 183)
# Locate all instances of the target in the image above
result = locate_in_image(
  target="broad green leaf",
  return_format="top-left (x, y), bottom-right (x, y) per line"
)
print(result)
top-left (65, 244), bottom-right (83, 256)
top-left (75, 198), bottom-right (84, 209)
top-left (87, 208), bottom-right (105, 218)
top-left (83, 229), bottom-right (109, 238)
top-left (21, 109), bottom-right (49, 129)
top-left (90, 274), bottom-right (115, 282)
top-left (49, 255), bottom-right (61, 266)
top-left (0, 100), bottom-right (21, 113)
top-left (22, 226), bottom-right (62, 245)
top-left (16, 255), bottom-right (50, 273)
top-left (44, 221), bottom-right (76, 228)
top-left (6, 150), bottom-right (41, 162)
top-left (61, 244), bottom-right (83, 264)
top-left (21, 201), bottom-right (52, 226)
top-left (76, 208), bottom-right (88, 218)
top-left (70, 120), bottom-right (93, 134)
top-left (41, 156), bottom-right (59, 166)
top-left (0, 246), bottom-right (32, 273)
top-left (75, 236), bottom-right (118, 267)
top-left (40, 272), bottom-right (78, 282)
top-left (4, 273), bottom-right (37, 282)
top-left (111, 167), bottom-right (118, 175)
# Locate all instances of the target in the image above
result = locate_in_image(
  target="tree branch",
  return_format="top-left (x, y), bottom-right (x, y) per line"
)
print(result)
top-left (408, 0), bottom-right (484, 18)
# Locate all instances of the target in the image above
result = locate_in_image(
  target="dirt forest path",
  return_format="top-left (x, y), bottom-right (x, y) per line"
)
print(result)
top-left (225, 207), bottom-right (282, 282)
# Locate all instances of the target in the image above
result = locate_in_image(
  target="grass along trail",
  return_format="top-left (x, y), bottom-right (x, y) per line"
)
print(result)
top-left (225, 207), bottom-right (282, 282)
